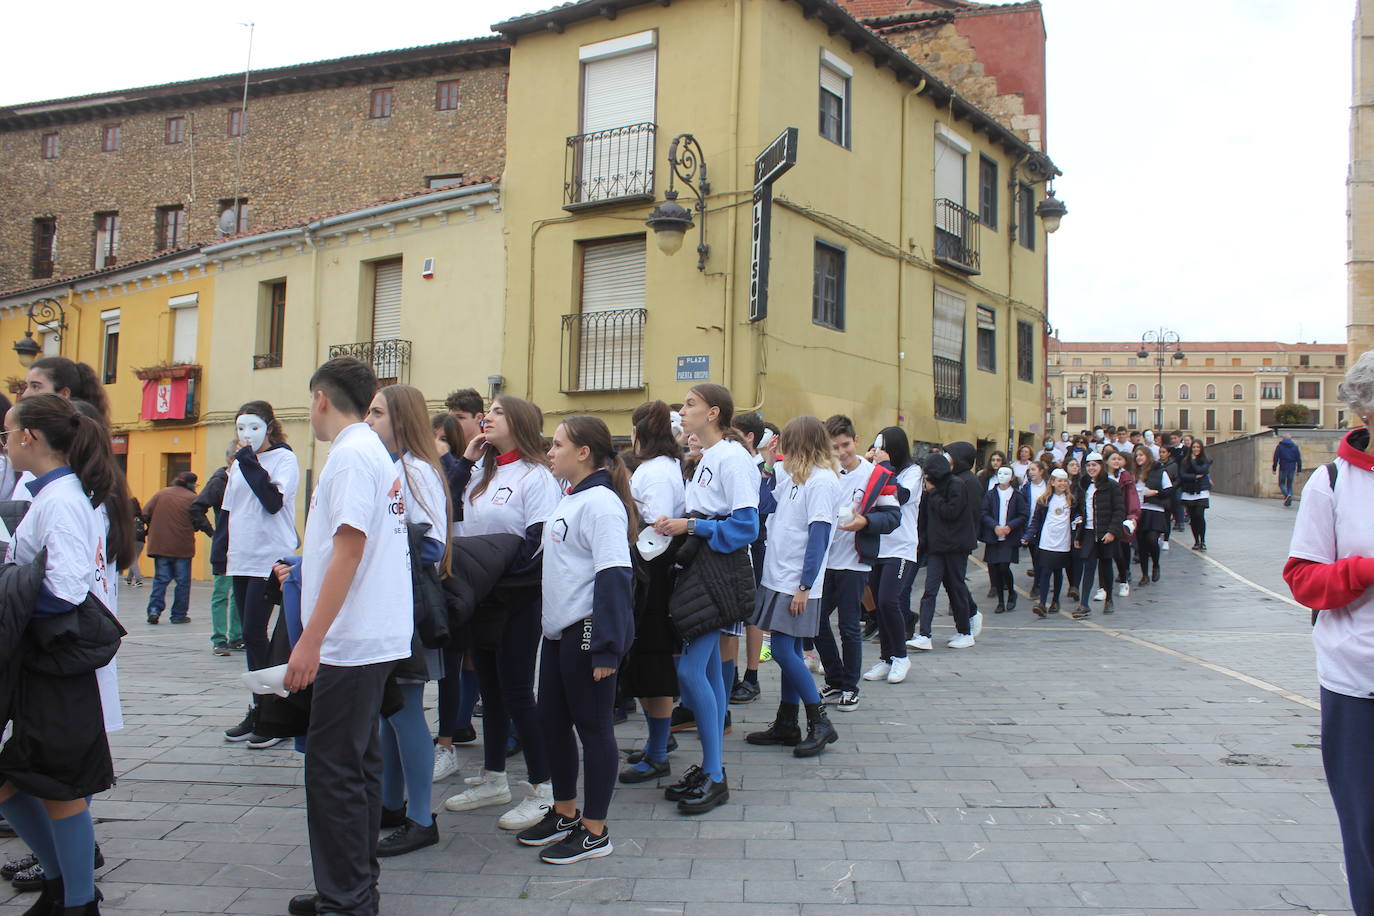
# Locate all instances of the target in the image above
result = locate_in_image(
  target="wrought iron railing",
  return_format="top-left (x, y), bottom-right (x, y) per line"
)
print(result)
top-left (934, 198), bottom-right (981, 275)
top-left (253, 353), bottom-right (282, 370)
top-left (560, 308), bottom-right (646, 392)
top-left (934, 355), bottom-right (965, 422)
top-left (328, 339), bottom-right (411, 385)
top-left (564, 122), bottom-right (656, 208)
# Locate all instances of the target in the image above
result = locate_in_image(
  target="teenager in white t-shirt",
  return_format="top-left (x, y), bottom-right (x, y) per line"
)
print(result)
top-left (283, 357), bottom-right (412, 916)
top-left (619, 401), bottom-right (686, 784)
top-left (443, 396), bottom-right (561, 831)
top-left (864, 427), bottom-right (924, 680)
top-left (516, 417), bottom-right (635, 864)
top-left (746, 416), bottom-right (845, 759)
top-left (220, 400), bottom-right (300, 747)
top-left (364, 385), bottom-right (454, 859)
top-left (0, 393), bottom-right (135, 915)
top-left (1023, 468), bottom-right (1075, 616)
top-left (651, 384), bottom-right (759, 815)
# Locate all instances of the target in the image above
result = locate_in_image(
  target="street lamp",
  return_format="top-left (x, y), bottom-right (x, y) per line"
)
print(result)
top-left (646, 133), bottom-right (710, 271)
top-left (1075, 371), bottom-right (1111, 431)
top-left (1035, 188), bottom-right (1068, 234)
top-left (12, 297), bottom-right (67, 368)
top-left (1138, 328), bottom-right (1184, 430)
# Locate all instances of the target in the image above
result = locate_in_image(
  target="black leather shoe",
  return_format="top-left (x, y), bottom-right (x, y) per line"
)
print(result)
top-left (729, 679), bottom-right (761, 704)
top-left (626, 735), bottom-right (677, 764)
top-left (146, 614), bottom-right (159, 625)
top-left (288, 893), bottom-right (319, 915)
top-left (20, 877), bottom-right (60, 913)
top-left (1006, 592), bottom-right (1017, 611)
top-left (377, 818), bottom-right (439, 857)
top-left (676, 771), bottom-right (729, 815)
top-left (669, 706), bottom-right (696, 732)
top-left (381, 805), bottom-right (407, 830)
top-left (664, 764), bottom-right (706, 801)
top-left (619, 757), bottom-right (670, 784)
top-left (451, 725), bottom-right (478, 744)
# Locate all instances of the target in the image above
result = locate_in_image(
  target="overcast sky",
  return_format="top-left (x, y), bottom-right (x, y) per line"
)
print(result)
top-left (3, 0), bottom-right (1354, 345)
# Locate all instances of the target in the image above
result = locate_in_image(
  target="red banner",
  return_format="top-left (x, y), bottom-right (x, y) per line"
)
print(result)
top-left (140, 377), bottom-right (188, 420)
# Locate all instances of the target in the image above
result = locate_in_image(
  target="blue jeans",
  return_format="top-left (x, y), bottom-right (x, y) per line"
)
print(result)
top-left (1278, 466), bottom-right (1297, 499)
top-left (147, 557), bottom-right (191, 620)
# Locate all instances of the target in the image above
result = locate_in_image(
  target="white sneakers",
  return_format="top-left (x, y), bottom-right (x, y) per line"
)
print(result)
top-left (887, 657), bottom-right (911, 684)
top-left (444, 769), bottom-right (511, 812)
top-left (947, 634), bottom-right (975, 649)
top-left (906, 635), bottom-right (933, 651)
top-left (970, 612), bottom-right (983, 638)
top-left (862, 660), bottom-right (892, 681)
top-left (498, 780), bottom-right (554, 830)
top-left (1117, 582), bottom-right (1130, 598)
top-left (433, 745), bottom-right (460, 782)
top-left (1092, 588), bottom-right (1107, 602)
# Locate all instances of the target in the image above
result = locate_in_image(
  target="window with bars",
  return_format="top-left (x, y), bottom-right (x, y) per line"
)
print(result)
top-left (978, 156), bottom-right (998, 230)
top-left (1016, 319), bottom-right (1034, 382)
top-left (819, 52), bottom-right (850, 147)
top-left (436, 80), bottom-right (460, 110)
top-left (566, 236), bottom-right (646, 392)
top-left (32, 218), bottom-right (56, 279)
top-left (933, 288), bottom-right (966, 421)
top-left (812, 242), bottom-right (845, 330)
top-left (975, 306), bottom-right (996, 373)
top-left (101, 124), bottom-right (120, 152)
top-left (156, 205), bottom-right (186, 250)
top-left (228, 108), bottom-right (246, 137)
top-left (94, 212), bottom-right (119, 268)
top-left (370, 88), bottom-right (393, 119)
top-left (165, 117), bottom-right (185, 144)
top-left (41, 133), bottom-right (59, 159)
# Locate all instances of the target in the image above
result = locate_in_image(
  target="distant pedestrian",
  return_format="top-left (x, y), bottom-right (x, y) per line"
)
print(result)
top-left (191, 441), bottom-right (243, 655)
top-left (1274, 433), bottom-right (1302, 507)
top-left (1179, 441), bottom-right (1213, 551)
top-left (1071, 453), bottom-right (1125, 619)
top-left (123, 497), bottom-right (146, 587)
top-left (142, 472), bottom-right (199, 624)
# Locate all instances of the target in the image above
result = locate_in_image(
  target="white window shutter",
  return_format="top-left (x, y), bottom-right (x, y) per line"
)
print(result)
top-left (172, 306), bottom-right (198, 364)
top-left (582, 48), bottom-right (656, 133)
top-left (372, 260), bottom-right (403, 341)
top-left (933, 288), bottom-right (966, 361)
top-left (820, 65), bottom-right (847, 101)
top-left (579, 238), bottom-right (645, 390)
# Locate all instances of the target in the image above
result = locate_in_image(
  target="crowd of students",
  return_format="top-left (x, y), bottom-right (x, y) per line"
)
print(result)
top-left (0, 354), bottom-right (1227, 915)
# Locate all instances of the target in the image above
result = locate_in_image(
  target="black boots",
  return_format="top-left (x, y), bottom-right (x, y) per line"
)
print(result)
top-left (794, 703), bottom-right (838, 758)
top-left (994, 590), bottom-right (1006, 614)
top-left (1006, 590), bottom-right (1017, 611)
top-left (745, 702), bottom-right (800, 746)
top-left (23, 879), bottom-right (62, 916)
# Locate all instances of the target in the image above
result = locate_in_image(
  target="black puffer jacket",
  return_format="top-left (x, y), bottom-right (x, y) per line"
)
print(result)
top-left (441, 533), bottom-right (530, 651)
top-left (920, 453), bottom-right (976, 554)
top-left (944, 442), bottom-right (984, 550)
top-left (668, 536), bottom-right (755, 644)
top-left (1072, 474), bottom-right (1126, 542)
top-left (0, 554), bottom-right (48, 718)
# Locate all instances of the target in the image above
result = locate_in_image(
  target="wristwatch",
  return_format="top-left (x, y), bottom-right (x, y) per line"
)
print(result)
top-left (798, 584), bottom-right (811, 592)
top-left (686, 518), bottom-right (697, 536)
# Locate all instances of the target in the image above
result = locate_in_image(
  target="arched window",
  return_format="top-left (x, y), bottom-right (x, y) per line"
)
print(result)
top-left (1178, 383), bottom-right (1190, 400)
top-left (1206, 384), bottom-right (1216, 400)
top-left (1127, 384), bottom-right (1138, 400)
top-left (1233, 384), bottom-right (1243, 400)
top-left (1153, 383), bottom-right (1162, 399)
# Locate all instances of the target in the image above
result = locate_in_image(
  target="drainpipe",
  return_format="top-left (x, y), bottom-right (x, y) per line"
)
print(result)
top-left (895, 77), bottom-right (927, 427)
top-left (304, 225), bottom-right (322, 499)
top-left (1006, 154), bottom-right (1029, 455)
top-left (726, 0), bottom-right (743, 402)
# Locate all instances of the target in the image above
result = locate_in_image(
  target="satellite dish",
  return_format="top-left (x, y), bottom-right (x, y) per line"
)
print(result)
top-left (217, 209), bottom-right (239, 236)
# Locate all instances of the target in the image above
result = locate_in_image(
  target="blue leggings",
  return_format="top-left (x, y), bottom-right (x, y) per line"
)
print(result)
top-left (380, 683), bottom-right (434, 826)
top-left (770, 633), bottom-right (820, 705)
top-left (676, 632), bottom-right (725, 782)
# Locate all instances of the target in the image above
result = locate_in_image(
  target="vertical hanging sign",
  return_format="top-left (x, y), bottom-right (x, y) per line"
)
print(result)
top-left (749, 127), bottom-right (798, 322)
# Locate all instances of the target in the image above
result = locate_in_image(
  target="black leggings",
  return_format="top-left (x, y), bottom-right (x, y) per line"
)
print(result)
top-left (1188, 503), bottom-right (1207, 543)
top-left (1136, 529), bottom-right (1162, 573)
top-left (474, 586), bottom-right (551, 783)
top-left (987, 561), bottom-right (1013, 594)
top-left (539, 623), bottom-right (618, 821)
top-left (232, 576), bottom-right (273, 673)
top-left (870, 558), bottom-right (917, 662)
top-left (1034, 549), bottom-right (1070, 606)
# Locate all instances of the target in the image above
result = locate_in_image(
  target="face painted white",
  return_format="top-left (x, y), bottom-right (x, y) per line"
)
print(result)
top-left (236, 414), bottom-right (268, 452)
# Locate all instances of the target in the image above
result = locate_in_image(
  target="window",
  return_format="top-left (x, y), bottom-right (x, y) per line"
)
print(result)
top-left (1127, 408), bottom-right (1138, 427)
top-left (1153, 383), bottom-right (1162, 400)
top-left (369, 88), bottom-right (393, 119)
top-left (1300, 354), bottom-right (1311, 367)
top-left (170, 294), bottom-right (199, 364)
top-left (101, 310), bottom-right (120, 385)
top-left (574, 31), bottom-right (657, 205)
top-left (1232, 358), bottom-right (1241, 367)
top-left (1261, 381), bottom-right (1282, 400)
top-left (1127, 357), bottom-right (1138, 366)
top-left (436, 79), bottom-right (461, 110)
top-left (1310, 409), bottom-right (1322, 425)
top-left (41, 133), bottom-right (58, 159)
top-left (819, 51), bottom-right (851, 147)
top-left (1178, 383), bottom-right (1190, 400)
top-left (933, 288), bottom-right (966, 421)
top-left (1178, 408), bottom-right (1190, 429)
top-left (156, 205), bottom-right (185, 250)
top-left (1100, 408), bottom-right (1112, 426)
top-left (372, 259), bottom-right (403, 342)
top-left (1017, 182), bottom-right (1034, 250)
top-left (164, 453), bottom-right (192, 489)
top-left (1262, 357), bottom-right (1273, 366)
top-left (218, 198), bottom-right (249, 234)
top-left (31, 218), bottom-right (56, 279)
top-left (1232, 409), bottom-right (1244, 431)
top-left (1261, 408), bottom-right (1276, 427)
top-left (101, 124), bottom-right (120, 152)
top-left (1205, 357), bottom-right (1215, 366)
top-left (1153, 408), bottom-right (1164, 427)
top-left (228, 108), bottom-right (246, 137)
top-left (975, 306), bottom-right (996, 372)
top-left (1066, 407), bottom-right (1087, 425)
top-left (978, 156), bottom-right (997, 229)
top-left (1102, 358), bottom-right (1112, 366)
top-left (165, 117), bottom-right (185, 144)
top-left (1233, 384), bottom-right (1244, 400)
top-left (1068, 382), bottom-right (1087, 399)
top-left (1127, 384), bottom-right (1138, 400)
top-left (1298, 380), bottom-right (1320, 399)
top-left (1338, 354), bottom-right (1347, 368)
top-left (94, 212), bottom-right (119, 268)
top-left (1205, 409), bottom-right (1216, 431)
top-left (1017, 319), bottom-right (1034, 382)
top-left (426, 173), bottom-right (465, 189)
top-left (812, 242), bottom-right (845, 330)
top-left (1071, 357), bottom-right (1082, 367)
top-left (1205, 384), bottom-right (1216, 400)
top-left (255, 280), bottom-right (287, 369)
top-left (1340, 409), bottom-right (1348, 427)
top-left (573, 237), bottom-right (646, 391)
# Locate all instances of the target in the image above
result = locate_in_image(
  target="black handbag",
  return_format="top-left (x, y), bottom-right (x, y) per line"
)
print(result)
top-left (408, 522), bottom-right (450, 649)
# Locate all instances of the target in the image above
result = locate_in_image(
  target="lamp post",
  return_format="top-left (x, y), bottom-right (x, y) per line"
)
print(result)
top-left (1138, 329), bottom-right (1184, 431)
top-left (1075, 371), bottom-right (1112, 433)
top-left (645, 133), bottom-right (710, 271)
top-left (12, 297), bottom-right (67, 368)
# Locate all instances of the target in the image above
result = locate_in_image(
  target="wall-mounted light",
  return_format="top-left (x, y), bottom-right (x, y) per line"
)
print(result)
top-left (12, 297), bottom-right (66, 368)
top-left (646, 133), bottom-right (710, 271)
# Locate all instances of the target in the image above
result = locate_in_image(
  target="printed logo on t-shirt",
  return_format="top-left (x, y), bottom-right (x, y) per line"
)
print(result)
top-left (94, 538), bottom-right (107, 599)
top-left (388, 478), bottom-right (406, 516)
top-left (787, 485), bottom-right (800, 501)
top-left (491, 486), bottom-right (515, 506)
top-left (851, 486), bottom-right (864, 506)
top-left (696, 467), bottom-right (714, 488)
top-left (550, 518), bottom-right (569, 543)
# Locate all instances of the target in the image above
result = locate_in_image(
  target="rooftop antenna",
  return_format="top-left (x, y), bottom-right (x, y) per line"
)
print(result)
top-left (224, 21), bottom-right (255, 236)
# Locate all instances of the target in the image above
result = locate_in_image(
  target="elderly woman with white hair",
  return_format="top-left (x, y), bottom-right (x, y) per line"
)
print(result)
top-left (1286, 349), bottom-right (1374, 915)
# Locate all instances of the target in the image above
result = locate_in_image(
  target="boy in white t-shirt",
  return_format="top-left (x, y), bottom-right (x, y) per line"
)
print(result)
top-left (285, 357), bottom-right (413, 916)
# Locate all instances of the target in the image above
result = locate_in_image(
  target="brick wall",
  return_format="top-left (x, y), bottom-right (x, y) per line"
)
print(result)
top-left (0, 65), bottom-right (507, 290)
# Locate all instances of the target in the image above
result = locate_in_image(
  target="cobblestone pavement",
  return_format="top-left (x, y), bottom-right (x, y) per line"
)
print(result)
top-left (0, 494), bottom-right (1352, 915)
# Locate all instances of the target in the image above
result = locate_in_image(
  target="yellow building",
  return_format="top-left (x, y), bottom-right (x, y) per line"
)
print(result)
top-left (495, 0), bottom-right (1062, 450)
top-left (1049, 341), bottom-right (1348, 445)
top-left (202, 182), bottom-right (504, 501)
top-left (0, 251), bottom-right (216, 576)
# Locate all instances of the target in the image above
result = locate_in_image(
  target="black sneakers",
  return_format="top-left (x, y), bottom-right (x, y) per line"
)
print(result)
top-left (377, 818), bottom-right (439, 857)
top-left (540, 823), bottom-right (612, 864)
top-left (224, 709), bottom-right (256, 742)
top-left (818, 685), bottom-right (843, 704)
top-left (517, 809), bottom-right (582, 847)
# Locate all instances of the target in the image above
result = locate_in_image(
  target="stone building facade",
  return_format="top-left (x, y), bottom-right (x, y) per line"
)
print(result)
top-left (0, 38), bottom-right (507, 290)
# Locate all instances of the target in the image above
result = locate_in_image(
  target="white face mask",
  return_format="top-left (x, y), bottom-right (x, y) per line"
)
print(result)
top-left (236, 414), bottom-right (268, 452)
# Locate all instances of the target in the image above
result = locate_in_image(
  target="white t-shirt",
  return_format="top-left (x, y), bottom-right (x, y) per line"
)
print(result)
top-left (458, 456), bottom-right (562, 541)
top-left (7, 470), bottom-right (104, 606)
top-left (223, 446), bottom-right (300, 577)
top-left (1084, 482), bottom-right (1097, 531)
top-left (993, 486), bottom-right (1014, 537)
top-left (542, 482), bottom-right (632, 638)
top-left (827, 458), bottom-right (887, 573)
top-left (878, 464), bottom-right (923, 562)
top-left (300, 423), bottom-right (413, 667)
top-left (762, 464), bottom-right (843, 597)
top-left (1026, 479), bottom-right (1047, 510)
top-left (9, 471), bottom-right (35, 505)
top-left (686, 439), bottom-right (759, 518)
top-left (399, 453), bottom-right (447, 558)
top-left (1039, 493), bottom-right (1072, 553)
top-left (630, 455), bottom-right (685, 526)
top-left (94, 501), bottom-right (123, 733)
top-left (1011, 461), bottom-right (1031, 484)
top-left (1289, 460), bottom-right (1374, 698)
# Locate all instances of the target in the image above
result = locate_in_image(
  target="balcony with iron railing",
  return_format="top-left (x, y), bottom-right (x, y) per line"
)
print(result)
top-left (328, 339), bottom-right (411, 386)
top-left (560, 308), bottom-right (646, 393)
top-left (564, 122), bottom-right (656, 210)
top-left (934, 198), bottom-right (981, 275)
